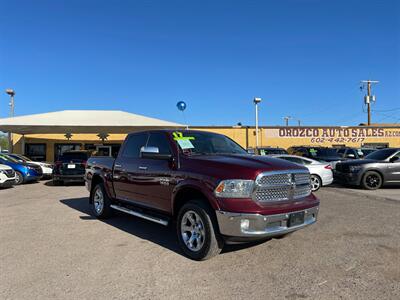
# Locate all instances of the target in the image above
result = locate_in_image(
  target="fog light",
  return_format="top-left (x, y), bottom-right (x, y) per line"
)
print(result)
top-left (240, 219), bottom-right (250, 231)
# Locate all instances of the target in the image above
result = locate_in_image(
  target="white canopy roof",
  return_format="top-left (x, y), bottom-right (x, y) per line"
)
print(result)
top-left (0, 110), bottom-right (185, 134)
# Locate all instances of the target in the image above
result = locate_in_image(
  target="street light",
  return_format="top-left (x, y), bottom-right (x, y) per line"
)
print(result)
top-left (253, 97), bottom-right (262, 149)
top-left (5, 89), bottom-right (15, 152)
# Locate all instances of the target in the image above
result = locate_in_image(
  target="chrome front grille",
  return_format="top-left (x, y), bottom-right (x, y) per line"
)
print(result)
top-left (5, 169), bottom-right (15, 178)
top-left (253, 170), bottom-right (311, 203)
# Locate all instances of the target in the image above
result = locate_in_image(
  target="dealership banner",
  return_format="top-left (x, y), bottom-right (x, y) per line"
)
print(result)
top-left (265, 127), bottom-right (400, 144)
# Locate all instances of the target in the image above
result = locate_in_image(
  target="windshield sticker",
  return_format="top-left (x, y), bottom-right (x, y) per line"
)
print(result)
top-left (177, 139), bottom-right (194, 149)
top-left (172, 131), bottom-right (195, 141)
top-left (260, 149), bottom-right (266, 155)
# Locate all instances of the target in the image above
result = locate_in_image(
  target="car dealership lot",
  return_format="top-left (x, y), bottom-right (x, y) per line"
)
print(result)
top-left (1, 182), bottom-right (399, 300)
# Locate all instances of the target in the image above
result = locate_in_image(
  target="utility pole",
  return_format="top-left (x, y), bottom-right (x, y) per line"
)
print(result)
top-left (253, 97), bottom-right (262, 149)
top-left (5, 89), bottom-right (15, 152)
top-left (361, 80), bottom-right (378, 125)
top-left (283, 116), bottom-right (292, 126)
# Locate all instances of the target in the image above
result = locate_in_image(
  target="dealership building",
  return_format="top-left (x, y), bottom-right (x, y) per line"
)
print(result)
top-left (0, 110), bottom-right (399, 162)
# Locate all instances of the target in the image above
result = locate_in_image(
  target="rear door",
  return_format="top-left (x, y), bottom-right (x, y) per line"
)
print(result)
top-left (113, 133), bottom-right (149, 204)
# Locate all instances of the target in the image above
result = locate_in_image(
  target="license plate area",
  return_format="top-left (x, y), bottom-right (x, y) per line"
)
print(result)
top-left (67, 164), bottom-right (76, 169)
top-left (288, 211), bottom-right (305, 227)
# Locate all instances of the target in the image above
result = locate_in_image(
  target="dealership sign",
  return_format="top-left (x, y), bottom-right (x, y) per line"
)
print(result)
top-left (265, 127), bottom-right (400, 144)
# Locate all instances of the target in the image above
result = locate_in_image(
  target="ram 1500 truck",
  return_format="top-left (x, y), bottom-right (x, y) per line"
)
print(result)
top-left (85, 130), bottom-right (319, 260)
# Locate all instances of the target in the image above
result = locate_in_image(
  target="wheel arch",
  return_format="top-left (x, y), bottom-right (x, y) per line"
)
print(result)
top-left (361, 168), bottom-right (385, 183)
top-left (89, 174), bottom-right (105, 204)
top-left (172, 185), bottom-right (217, 218)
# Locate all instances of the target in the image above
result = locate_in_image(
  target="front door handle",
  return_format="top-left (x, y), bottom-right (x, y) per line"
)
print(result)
top-left (138, 166), bottom-right (148, 170)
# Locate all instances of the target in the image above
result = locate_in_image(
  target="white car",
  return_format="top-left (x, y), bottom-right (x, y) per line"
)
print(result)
top-left (272, 154), bottom-right (334, 191)
top-left (0, 164), bottom-right (16, 188)
top-left (7, 154), bottom-right (53, 178)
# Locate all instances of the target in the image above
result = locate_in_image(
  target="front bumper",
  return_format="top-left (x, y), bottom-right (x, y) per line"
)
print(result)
top-left (334, 171), bottom-right (362, 185)
top-left (0, 179), bottom-right (15, 188)
top-left (216, 206), bottom-right (319, 239)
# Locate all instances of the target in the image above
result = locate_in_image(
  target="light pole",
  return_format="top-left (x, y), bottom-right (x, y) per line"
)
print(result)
top-left (253, 97), bottom-right (262, 149)
top-left (5, 89), bottom-right (15, 152)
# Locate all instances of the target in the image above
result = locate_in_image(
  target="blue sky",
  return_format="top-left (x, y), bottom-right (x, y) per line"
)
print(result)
top-left (0, 0), bottom-right (399, 126)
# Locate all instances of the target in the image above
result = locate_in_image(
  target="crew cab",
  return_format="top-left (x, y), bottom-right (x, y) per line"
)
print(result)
top-left (85, 130), bottom-right (320, 260)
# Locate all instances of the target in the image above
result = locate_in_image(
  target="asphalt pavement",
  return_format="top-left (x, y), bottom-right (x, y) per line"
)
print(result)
top-left (1, 181), bottom-right (399, 299)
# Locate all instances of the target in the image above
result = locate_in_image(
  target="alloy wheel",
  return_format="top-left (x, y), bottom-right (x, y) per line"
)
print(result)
top-left (93, 187), bottom-right (104, 214)
top-left (180, 210), bottom-right (206, 252)
top-left (366, 174), bottom-right (381, 188)
top-left (310, 175), bottom-right (321, 191)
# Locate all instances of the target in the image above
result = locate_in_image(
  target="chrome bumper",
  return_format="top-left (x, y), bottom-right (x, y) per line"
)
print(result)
top-left (216, 206), bottom-right (319, 238)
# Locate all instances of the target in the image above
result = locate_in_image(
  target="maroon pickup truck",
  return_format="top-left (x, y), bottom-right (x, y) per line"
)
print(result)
top-left (85, 130), bottom-right (319, 260)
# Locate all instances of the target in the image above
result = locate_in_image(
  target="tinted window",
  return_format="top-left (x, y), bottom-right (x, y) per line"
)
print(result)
top-left (60, 152), bottom-right (89, 161)
top-left (365, 148), bottom-right (398, 160)
top-left (280, 157), bottom-right (304, 165)
top-left (337, 149), bottom-right (345, 154)
top-left (309, 148), bottom-right (339, 157)
top-left (147, 133), bottom-right (171, 155)
top-left (0, 154), bottom-right (19, 163)
top-left (122, 133), bottom-right (148, 158)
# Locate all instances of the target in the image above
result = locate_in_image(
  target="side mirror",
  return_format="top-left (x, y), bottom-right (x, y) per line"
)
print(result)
top-left (140, 146), bottom-right (172, 160)
top-left (389, 156), bottom-right (399, 163)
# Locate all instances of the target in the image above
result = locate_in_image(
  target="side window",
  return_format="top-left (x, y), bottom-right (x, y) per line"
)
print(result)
top-left (122, 133), bottom-right (148, 158)
top-left (147, 133), bottom-right (171, 155)
top-left (300, 158), bottom-right (312, 165)
top-left (281, 157), bottom-right (304, 164)
top-left (337, 149), bottom-right (345, 155)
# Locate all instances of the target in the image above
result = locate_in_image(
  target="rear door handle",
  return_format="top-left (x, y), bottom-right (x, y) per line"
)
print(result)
top-left (138, 166), bottom-right (148, 170)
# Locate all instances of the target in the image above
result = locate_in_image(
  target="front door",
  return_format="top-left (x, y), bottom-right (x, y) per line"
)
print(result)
top-left (135, 132), bottom-right (175, 212)
top-left (386, 151), bottom-right (400, 183)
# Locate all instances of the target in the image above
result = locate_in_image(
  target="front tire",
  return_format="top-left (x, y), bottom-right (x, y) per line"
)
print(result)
top-left (361, 171), bottom-right (382, 190)
top-left (310, 174), bottom-right (322, 191)
top-left (14, 171), bottom-right (24, 185)
top-left (91, 183), bottom-right (113, 219)
top-left (177, 200), bottom-right (223, 260)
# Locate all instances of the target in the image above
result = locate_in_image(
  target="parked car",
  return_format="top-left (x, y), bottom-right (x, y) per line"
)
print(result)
top-left (85, 130), bottom-right (320, 260)
top-left (7, 154), bottom-right (53, 179)
top-left (272, 155), bottom-right (333, 191)
top-left (0, 164), bottom-right (16, 188)
top-left (335, 148), bottom-right (400, 190)
top-left (53, 150), bottom-right (91, 185)
top-left (256, 147), bottom-right (288, 156)
top-left (336, 147), bottom-right (363, 160)
top-left (287, 146), bottom-right (342, 163)
top-left (0, 154), bottom-right (42, 184)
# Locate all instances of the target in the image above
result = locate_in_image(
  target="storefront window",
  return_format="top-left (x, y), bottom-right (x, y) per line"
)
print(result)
top-left (25, 144), bottom-right (47, 162)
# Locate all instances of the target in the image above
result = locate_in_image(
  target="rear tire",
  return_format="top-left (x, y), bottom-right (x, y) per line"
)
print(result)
top-left (91, 183), bottom-right (113, 219)
top-left (177, 199), bottom-right (224, 260)
top-left (14, 171), bottom-right (24, 185)
top-left (310, 174), bottom-right (322, 191)
top-left (361, 171), bottom-right (382, 190)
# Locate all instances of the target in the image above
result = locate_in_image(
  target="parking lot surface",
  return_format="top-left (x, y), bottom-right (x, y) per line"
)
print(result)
top-left (1, 182), bottom-right (399, 300)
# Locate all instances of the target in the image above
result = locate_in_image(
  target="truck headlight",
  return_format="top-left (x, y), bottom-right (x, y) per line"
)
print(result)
top-left (349, 166), bottom-right (362, 173)
top-left (214, 180), bottom-right (254, 198)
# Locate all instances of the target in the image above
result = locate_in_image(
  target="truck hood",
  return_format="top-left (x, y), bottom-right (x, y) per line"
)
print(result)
top-left (185, 154), bottom-right (307, 180)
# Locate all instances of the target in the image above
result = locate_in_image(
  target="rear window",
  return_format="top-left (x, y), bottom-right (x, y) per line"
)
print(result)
top-left (60, 152), bottom-right (89, 161)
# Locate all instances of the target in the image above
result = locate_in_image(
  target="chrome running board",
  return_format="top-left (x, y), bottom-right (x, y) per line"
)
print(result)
top-left (110, 204), bottom-right (169, 226)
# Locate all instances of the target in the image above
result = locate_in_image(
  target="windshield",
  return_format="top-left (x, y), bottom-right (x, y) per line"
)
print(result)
top-left (309, 148), bottom-right (339, 157)
top-left (10, 154), bottom-right (31, 162)
top-left (365, 148), bottom-right (398, 160)
top-left (0, 154), bottom-right (19, 163)
top-left (172, 131), bottom-right (247, 155)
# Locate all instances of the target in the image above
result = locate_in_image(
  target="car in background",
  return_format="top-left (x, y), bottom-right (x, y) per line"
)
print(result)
top-left (287, 146), bottom-right (342, 163)
top-left (53, 150), bottom-right (91, 185)
top-left (335, 148), bottom-right (400, 190)
top-left (336, 147), bottom-right (363, 160)
top-left (0, 154), bottom-right (42, 185)
top-left (0, 164), bottom-right (16, 188)
top-left (256, 147), bottom-right (288, 156)
top-left (7, 154), bottom-right (53, 179)
top-left (272, 154), bottom-right (333, 191)
top-left (359, 148), bottom-right (377, 157)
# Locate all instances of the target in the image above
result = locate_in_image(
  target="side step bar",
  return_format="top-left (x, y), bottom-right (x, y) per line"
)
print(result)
top-left (110, 204), bottom-right (169, 226)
